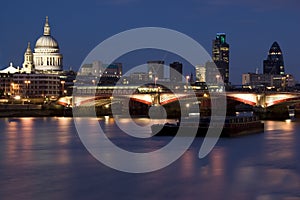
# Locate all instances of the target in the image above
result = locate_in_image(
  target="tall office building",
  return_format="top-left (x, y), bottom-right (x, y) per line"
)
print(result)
top-left (212, 33), bottom-right (229, 84)
top-left (147, 60), bottom-right (164, 80)
top-left (169, 62), bottom-right (183, 82)
top-left (263, 41), bottom-right (285, 75)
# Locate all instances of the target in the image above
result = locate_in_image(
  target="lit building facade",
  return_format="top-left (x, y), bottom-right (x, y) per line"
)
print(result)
top-left (263, 42), bottom-right (284, 75)
top-left (212, 33), bottom-right (229, 84)
top-left (12, 74), bottom-right (61, 97)
top-left (128, 72), bottom-right (149, 84)
top-left (242, 73), bottom-right (295, 91)
top-left (32, 16), bottom-right (63, 72)
top-left (0, 17), bottom-right (74, 99)
top-left (242, 73), bottom-right (272, 86)
top-left (77, 61), bottom-right (122, 85)
top-left (195, 65), bottom-right (206, 82)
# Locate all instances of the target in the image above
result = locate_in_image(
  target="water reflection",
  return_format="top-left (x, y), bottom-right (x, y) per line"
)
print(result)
top-left (264, 121), bottom-right (296, 161)
top-left (0, 118), bottom-right (300, 200)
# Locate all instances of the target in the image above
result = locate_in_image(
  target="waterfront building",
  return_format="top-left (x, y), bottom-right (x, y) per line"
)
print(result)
top-left (12, 73), bottom-right (61, 98)
top-left (242, 73), bottom-right (295, 91)
top-left (212, 33), bottom-right (230, 84)
top-left (77, 61), bottom-right (122, 85)
top-left (0, 73), bottom-right (14, 97)
top-left (0, 17), bottom-right (74, 99)
top-left (78, 61), bottom-right (103, 76)
top-left (78, 63), bottom-right (93, 76)
top-left (170, 62), bottom-right (183, 82)
top-left (147, 60), bottom-right (164, 81)
top-left (242, 73), bottom-right (272, 86)
top-left (0, 62), bottom-right (20, 74)
top-left (263, 42), bottom-right (284, 75)
top-left (128, 72), bottom-right (149, 84)
top-left (102, 63), bottom-right (122, 78)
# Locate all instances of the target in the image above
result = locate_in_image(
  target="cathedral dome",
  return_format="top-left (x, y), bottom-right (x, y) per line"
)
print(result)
top-left (35, 35), bottom-right (59, 49)
top-left (34, 16), bottom-right (60, 52)
top-left (32, 16), bottom-right (63, 71)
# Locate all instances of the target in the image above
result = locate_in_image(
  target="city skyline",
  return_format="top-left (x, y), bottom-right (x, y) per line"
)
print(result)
top-left (0, 0), bottom-right (299, 84)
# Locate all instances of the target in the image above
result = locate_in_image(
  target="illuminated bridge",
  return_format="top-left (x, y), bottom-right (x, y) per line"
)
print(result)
top-left (57, 85), bottom-right (300, 108)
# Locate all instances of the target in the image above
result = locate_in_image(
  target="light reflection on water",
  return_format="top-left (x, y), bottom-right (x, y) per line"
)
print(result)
top-left (0, 117), bottom-right (300, 200)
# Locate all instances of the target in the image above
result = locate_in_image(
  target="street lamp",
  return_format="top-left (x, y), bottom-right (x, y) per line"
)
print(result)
top-left (216, 74), bottom-right (220, 84)
top-left (154, 76), bottom-right (158, 88)
top-left (61, 80), bottom-right (65, 96)
top-left (10, 82), bottom-right (15, 96)
top-left (24, 80), bottom-right (31, 98)
top-left (186, 75), bottom-right (190, 89)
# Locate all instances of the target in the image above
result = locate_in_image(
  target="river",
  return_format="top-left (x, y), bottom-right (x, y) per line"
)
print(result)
top-left (0, 117), bottom-right (299, 200)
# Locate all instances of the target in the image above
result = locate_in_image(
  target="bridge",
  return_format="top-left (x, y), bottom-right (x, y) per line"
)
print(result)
top-left (57, 85), bottom-right (300, 108)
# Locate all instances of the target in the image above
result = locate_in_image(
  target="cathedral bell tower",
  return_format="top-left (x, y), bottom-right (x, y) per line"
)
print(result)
top-left (22, 42), bottom-right (34, 73)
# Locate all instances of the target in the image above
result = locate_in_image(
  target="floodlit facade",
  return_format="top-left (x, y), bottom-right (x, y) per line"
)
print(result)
top-left (23, 16), bottom-right (63, 73)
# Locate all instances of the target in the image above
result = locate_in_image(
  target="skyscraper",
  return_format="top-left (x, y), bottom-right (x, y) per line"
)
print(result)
top-left (169, 62), bottom-right (183, 82)
top-left (212, 33), bottom-right (229, 84)
top-left (263, 41), bottom-right (285, 75)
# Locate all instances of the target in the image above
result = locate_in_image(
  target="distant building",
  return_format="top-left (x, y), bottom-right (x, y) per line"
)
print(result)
top-left (212, 33), bottom-right (229, 84)
top-left (102, 63), bottom-right (122, 78)
top-left (79, 63), bottom-right (93, 76)
top-left (205, 61), bottom-right (220, 85)
top-left (263, 42), bottom-right (284, 75)
top-left (77, 61), bottom-right (122, 85)
top-left (128, 72), bottom-right (148, 84)
top-left (147, 60), bottom-right (164, 81)
top-left (169, 62), bottom-right (183, 82)
top-left (242, 73), bottom-right (272, 86)
top-left (242, 72), bottom-right (295, 90)
top-left (78, 61), bottom-right (122, 78)
top-left (195, 65), bottom-right (206, 82)
top-left (285, 74), bottom-right (296, 88)
top-left (0, 63), bottom-right (20, 74)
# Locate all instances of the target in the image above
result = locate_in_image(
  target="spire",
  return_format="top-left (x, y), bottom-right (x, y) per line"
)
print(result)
top-left (26, 42), bottom-right (32, 53)
top-left (43, 16), bottom-right (51, 36)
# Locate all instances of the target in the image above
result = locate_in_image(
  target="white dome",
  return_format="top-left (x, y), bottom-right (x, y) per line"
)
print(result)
top-left (35, 35), bottom-right (59, 49)
top-left (32, 17), bottom-right (63, 71)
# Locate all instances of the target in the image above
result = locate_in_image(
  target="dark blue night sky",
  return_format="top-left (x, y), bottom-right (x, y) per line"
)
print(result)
top-left (0, 0), bottom-right (299, 84)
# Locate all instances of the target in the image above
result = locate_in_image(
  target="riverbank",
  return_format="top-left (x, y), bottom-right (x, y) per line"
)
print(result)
top-left (0, 109), bottom-right (72, 118)
top-left (0, 103), bottom-right (299, 120)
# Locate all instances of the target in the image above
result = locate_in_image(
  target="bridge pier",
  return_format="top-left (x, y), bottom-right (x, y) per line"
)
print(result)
top-left (151, 93), bottom-right (160, 105)
top-left (256, 93), bottom-right (266, 107)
